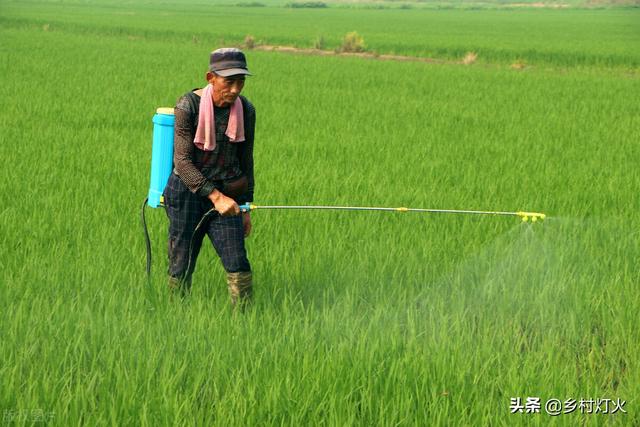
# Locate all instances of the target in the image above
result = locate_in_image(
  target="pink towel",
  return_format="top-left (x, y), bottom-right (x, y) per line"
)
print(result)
top-left (194, 83), bottom-right (245, 151)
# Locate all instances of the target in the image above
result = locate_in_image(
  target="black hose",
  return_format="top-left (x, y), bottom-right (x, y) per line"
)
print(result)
top-left (141, 197), bottom-right (152, 277)
top-left (142, 196), bottom-right (215, 282)
top-left (184, 207), bottom-right (216, 282)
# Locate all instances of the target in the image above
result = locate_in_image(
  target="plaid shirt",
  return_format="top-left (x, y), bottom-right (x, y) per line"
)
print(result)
top-left (173, 90), bottom-right (256, 203)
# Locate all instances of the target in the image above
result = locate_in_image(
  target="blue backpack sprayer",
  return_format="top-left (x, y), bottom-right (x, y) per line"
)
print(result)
top-left (142, 108), bottom-right (546, 277)
top-left (141, 108), bottom-right (174, 277)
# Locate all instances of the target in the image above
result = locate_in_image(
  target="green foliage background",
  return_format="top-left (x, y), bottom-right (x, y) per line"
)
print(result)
top-left (1, 1), bottom-right (638, 425)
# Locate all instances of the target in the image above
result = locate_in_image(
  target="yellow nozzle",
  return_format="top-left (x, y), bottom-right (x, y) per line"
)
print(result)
top-left (516, 211), bottom-right (546, 222)
top-left (397, 207), bottom-right (409, 212)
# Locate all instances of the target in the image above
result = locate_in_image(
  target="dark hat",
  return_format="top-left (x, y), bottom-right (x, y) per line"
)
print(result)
top-left (209, 48), bottom-right (252, 77)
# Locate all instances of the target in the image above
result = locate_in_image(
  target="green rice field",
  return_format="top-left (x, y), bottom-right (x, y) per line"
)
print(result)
top-left (1, 0), bottom-right (639, 425)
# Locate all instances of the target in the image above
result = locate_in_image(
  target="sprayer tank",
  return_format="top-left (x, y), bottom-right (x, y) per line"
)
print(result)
top-left (147, 108), bottom-right (175, 208)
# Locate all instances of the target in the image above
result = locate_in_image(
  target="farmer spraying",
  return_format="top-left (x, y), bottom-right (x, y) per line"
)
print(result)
top-left (163, 48), bottom-right (255, 307)
top-left (143, 49), bottom-right (546, 307)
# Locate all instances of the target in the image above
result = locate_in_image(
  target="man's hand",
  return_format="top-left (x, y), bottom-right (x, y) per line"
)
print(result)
top-left (242, 212), bottom-right (252, 238)
top-left (208, 189), bottom-right (240, 216)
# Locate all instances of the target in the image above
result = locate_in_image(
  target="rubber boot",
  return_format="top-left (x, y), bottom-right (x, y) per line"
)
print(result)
top-left (168, 275), bottom-right (192, 300)
top-left (226, 271), bottom-right (252, 311)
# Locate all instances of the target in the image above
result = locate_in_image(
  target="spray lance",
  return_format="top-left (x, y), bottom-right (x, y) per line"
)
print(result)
top-left (238, 204), bottom-right (545, 221)
top-left (142, 107), bottom-right (546, 277)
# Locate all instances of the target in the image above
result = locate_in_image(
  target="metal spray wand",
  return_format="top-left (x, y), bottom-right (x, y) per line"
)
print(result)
top-left (239, 204), bottom-right (546, 222)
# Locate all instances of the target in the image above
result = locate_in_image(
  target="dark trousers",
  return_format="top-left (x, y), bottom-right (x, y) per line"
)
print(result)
top-left (163, 173), bottom-right (251, 282)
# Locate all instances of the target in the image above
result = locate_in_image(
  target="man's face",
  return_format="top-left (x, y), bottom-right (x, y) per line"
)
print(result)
top-left (210, 73), bottom-right (245, 107)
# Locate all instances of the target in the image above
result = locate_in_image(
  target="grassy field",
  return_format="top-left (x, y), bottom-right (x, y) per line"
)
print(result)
top-left (1, 1), bottom-right (639, 425)
top-left (2, 1), bottom-right (640, 67)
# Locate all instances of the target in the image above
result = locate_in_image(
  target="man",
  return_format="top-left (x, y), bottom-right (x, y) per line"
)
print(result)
top-left (162, 48), bottom-right (256, 308)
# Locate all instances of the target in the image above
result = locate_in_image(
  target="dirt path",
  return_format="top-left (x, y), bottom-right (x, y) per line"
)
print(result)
top-left (253, 44), bottom-right (456, 65)
top-left (251, 44), bottom-right (640, 78)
